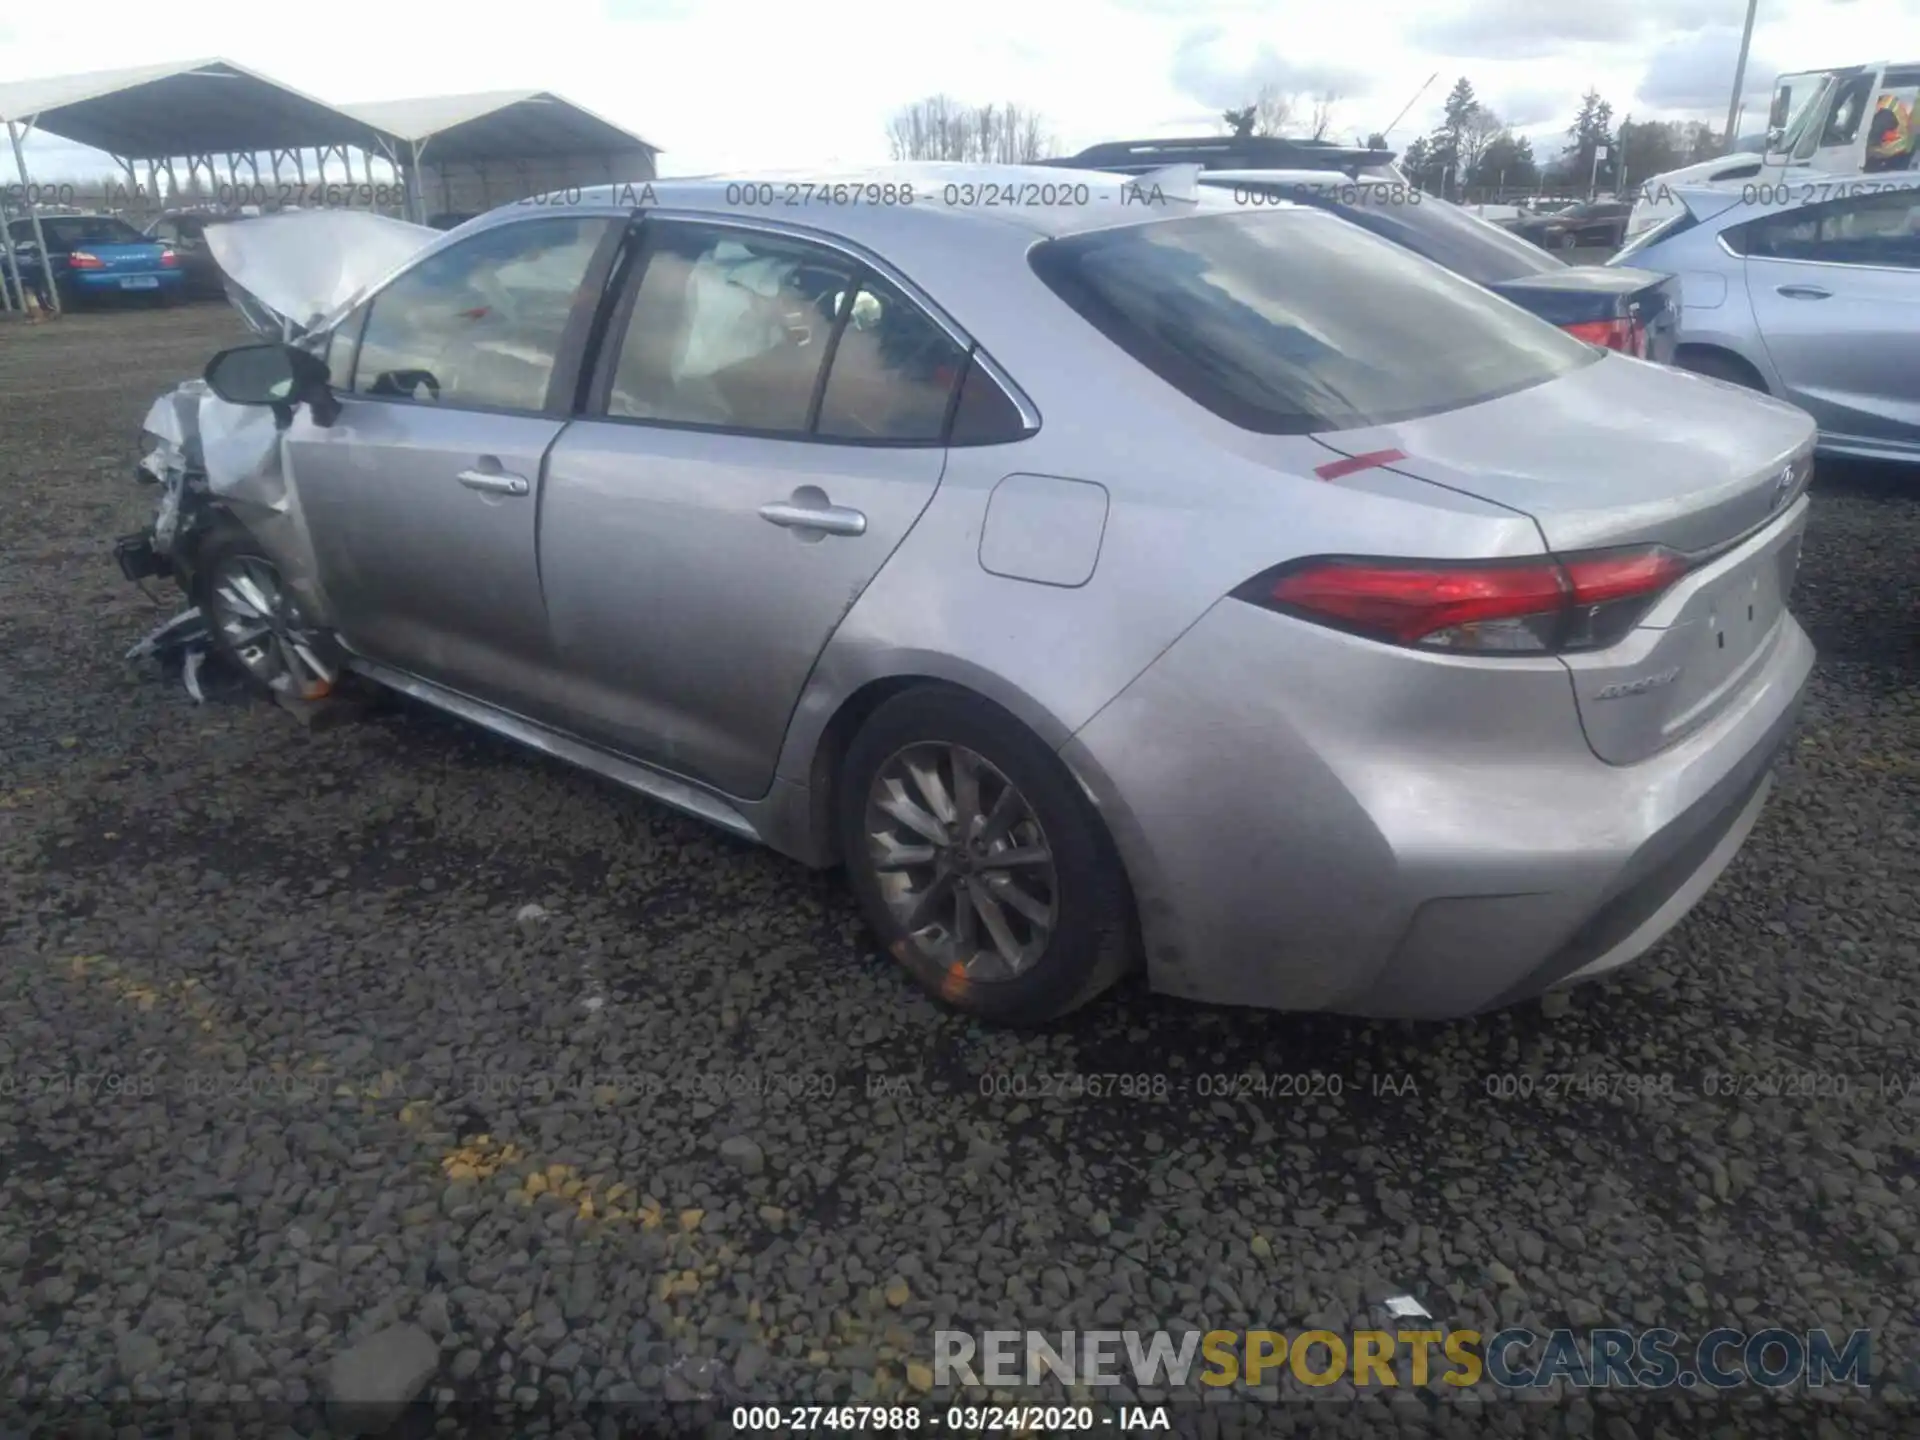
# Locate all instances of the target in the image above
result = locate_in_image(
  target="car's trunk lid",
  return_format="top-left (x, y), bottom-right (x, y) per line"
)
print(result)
top-left (1558, 499), bottom-right (1809, 763)
top-left (1311, 354), bottom-right (1813, 555)
top-left (74, 241), bottom-right (167, 272)
top-left (1491, 266), bottom-right (1682, 364)
top-left (1310, 356), bottom-right (1816, 763)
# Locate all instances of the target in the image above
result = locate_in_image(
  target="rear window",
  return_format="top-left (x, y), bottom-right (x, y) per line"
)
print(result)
top-left (1029, 210), bottom-right (1597, 436)
top-left (1230, 182), bottom-right (1564, 286)
top-left (1614, 210), bottom-right (1698, 262)
top-left (40, 217), bottom-right (147, 248)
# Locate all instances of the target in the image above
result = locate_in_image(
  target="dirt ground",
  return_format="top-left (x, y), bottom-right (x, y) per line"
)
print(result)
top-left (1, 301), bottom-right (1917, 1435)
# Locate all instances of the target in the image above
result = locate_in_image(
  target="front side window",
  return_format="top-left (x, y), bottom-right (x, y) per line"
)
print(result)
top-left (351, 216), bottom-right (612, 412)
top-left (1732, 188), bottom-right (1920, 268)
top-left (1820, 74), bottom-right (1878, 147)
top-left (1031, 210), bottom-right (1597, 435)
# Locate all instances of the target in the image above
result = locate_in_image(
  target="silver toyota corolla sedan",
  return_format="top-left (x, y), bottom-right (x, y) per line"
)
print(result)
top-left (1614, 173), bottom-right (1920, 463)
top-left (127, 164), bottom-right (1817, 1027)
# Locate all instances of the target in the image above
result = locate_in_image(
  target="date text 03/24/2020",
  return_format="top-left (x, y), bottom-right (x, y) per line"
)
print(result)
top-left (728, 1404), bottom-right (1170, 1431)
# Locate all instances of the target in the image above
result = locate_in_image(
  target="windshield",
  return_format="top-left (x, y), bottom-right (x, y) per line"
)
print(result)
top-left (1030, 209), bottom-right (1596, 436)
top-left (1211, 181), bottom-right (1564, 287)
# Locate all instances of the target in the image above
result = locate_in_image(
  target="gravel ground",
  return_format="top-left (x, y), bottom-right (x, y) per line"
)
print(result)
top-left (1, 304), bottom-right (1916, 1438)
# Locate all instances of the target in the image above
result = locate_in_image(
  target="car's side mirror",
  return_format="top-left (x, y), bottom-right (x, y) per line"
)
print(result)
top-left (203, 343), bottom-right (342, 428)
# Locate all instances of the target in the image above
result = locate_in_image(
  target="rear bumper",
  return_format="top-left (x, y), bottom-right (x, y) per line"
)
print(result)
top-left (1061, 596), bottom-right (1814, 1020)
top-left (66, 269), bottom-right (184, 296)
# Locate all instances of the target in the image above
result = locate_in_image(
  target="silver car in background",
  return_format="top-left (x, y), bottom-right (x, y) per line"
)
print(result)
top-left (131, 165), bottom-right (1816, 1027)
top-left (1616, 173), bottom-right (1920, 462)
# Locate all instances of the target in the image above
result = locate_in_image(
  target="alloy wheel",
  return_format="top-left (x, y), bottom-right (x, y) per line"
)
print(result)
top-left (205, 554), bottom-right (335, 700)
top-left (864, 743), bottom-right (1059, 981)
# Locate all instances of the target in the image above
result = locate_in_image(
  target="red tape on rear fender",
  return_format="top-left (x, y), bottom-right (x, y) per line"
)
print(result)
top-left (1314, 448), bottom-right (1407, 482)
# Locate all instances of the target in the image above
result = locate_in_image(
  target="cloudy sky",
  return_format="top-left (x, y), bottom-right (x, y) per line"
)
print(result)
top-left (0, 0), bottom-right (1906, 180)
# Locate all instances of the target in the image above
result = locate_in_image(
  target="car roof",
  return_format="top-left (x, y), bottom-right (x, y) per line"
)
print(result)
top-left (1198, 168), bottom-right (1410, 186)
top-left (1041, 135), bottom-right (1396, 174)
top-left (477, 163), bottom-right (1254, 245)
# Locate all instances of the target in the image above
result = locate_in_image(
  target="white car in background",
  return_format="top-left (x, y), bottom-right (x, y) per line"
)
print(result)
top-left (1613, 173), bottom-right (1920, 462)
top-left (1626, 154), bottom-right (1766, 240)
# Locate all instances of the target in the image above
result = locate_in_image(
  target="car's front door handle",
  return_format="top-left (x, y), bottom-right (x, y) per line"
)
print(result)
top-left (758, 499), bottom-right (867, 537)
top-left (456, 469), bottom-right (529, 497)
top-left (1775, 284), bottom-right (1831, 300)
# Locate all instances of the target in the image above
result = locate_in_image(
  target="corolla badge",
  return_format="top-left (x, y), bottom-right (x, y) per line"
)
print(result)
top-left (1593, 667), bottom-right (1681, 701)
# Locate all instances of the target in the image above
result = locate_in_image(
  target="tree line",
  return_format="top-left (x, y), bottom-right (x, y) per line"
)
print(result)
top-left (1396, 79), bottom-right (1731, 196)
top-left (884, 81), bottom-right (1736, 196)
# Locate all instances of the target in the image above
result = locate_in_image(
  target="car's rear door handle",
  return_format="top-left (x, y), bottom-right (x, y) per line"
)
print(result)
top-left (456, 469), bottom-right (529, 496)
top-left (1775, 284), bottom-right (1831, 300)
top-left (758, 498), bottom-right (867, 536)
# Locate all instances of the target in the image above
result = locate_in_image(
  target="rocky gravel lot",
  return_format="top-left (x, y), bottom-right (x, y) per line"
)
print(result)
top-left (1, 304), bottom-right (1916, 1437)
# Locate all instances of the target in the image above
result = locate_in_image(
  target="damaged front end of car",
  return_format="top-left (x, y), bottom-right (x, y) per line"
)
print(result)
top-left (119, 210), bottom-right (440, 701)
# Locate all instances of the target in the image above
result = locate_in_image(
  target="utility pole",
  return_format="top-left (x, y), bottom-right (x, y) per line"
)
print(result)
top-left (1723, 0), bottom-right (1761, 154)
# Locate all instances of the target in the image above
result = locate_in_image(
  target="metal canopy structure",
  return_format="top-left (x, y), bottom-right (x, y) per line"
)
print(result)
top-left (0, 57), bottom-right (387, 158)
top-left (0, 60), bottom-right (660, 313)
top-left (0, 58), bottom-right (395, 314)
top-left (341, 91), bottom-right (660, 223)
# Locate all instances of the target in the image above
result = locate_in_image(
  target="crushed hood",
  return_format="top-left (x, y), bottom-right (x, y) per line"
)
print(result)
top-left (208, 210), bottom-right (440, 337)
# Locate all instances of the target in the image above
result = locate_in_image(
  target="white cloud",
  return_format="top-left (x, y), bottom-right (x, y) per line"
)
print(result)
top-left (0, 0), bottom-right (1910, 182)
top-left (1635, 28), bottom-right (1782, 114)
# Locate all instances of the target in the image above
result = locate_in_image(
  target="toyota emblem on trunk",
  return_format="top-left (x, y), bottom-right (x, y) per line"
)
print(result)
top-left (1770, 465), bottom-right (1795, 512)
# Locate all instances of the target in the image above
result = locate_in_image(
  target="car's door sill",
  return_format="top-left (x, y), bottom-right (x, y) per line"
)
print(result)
top-left (343, 655), bottom-right (761, 843)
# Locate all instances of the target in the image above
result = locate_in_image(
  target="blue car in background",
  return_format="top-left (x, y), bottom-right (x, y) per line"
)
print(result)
top-left (7, 214), bottom-right (184, 307)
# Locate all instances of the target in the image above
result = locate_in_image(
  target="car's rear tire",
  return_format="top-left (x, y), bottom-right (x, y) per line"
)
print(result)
top-left (1676, 347), bottom-right (1768, 393)
top-left (192, 525), bottom-right (339, 701)
top-left (837, 685), bottom-right (1134, 1027)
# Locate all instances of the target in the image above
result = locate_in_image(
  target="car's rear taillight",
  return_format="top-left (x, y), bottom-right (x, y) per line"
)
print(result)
top-left (158, 247), bottom-right (179, 267)
top-left (67, 250), bottom-right (105, 270)
top-left (1236, 547), bottom-right (1691, 655)
top-left (1563, 317), bottom-right (1646, 357)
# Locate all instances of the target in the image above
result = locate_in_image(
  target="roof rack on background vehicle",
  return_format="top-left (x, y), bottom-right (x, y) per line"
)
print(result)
top-left (1043, 136), bottom-right (1398, 177)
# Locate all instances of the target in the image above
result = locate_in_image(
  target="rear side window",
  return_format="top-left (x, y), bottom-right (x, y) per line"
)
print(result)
top-left (606, 224), bottom-right (860, 432)
top-left (599, 220), bottom-right (1017, 445)
top-left (815, 274), bottom-right (967, 442)
top-left (1730, 188), bottom-right (1920, 268)
top-left (1030, 210), bottom-right (1597, 435)
top-left (949, 356), bottom-right (1030, 444)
